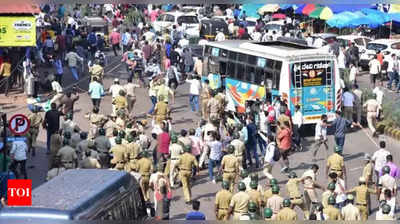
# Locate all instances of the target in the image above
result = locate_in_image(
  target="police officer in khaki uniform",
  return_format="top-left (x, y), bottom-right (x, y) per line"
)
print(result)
top-left (104, 114), bottom-right (118, 137)
top-left (220, 145), bottom-right (239, 192)
top-left (362, 153), bottom-right (374, 186)
top-left (341, 194), bottom-right (361, 220)
top-left (112, 89), bottom-right (128, 115)
top-left (263, 178), bottom-right (278, 204)
top-left (79, 150), bottom-right (102, 169)
top-left (27, 106), bottom-right (42, 157)
top-left (229, 182), bottom-right (250, 220)
top-left (136, 151), bottom-right (154, 202)
top-left (266, 185), bottom-right (283, 219)
top-left (169, 135), bottom-right (183, 188)
top-left (247, 181), bottom-right (262, 214)
top-left (178, 145), bottom-right (198, 204)
top-left (85, 107), bottom-right (107, 139)
top-left (326, 146), bottom-right (346, 180)
top-left (215, 181), bottom-right (233, 220)
top-left (109, 136), bottom-right (128, 171)
top-left (201, 79), bottom-right (211, 120)
top-left (207, 90), bottom-right (221, 120)
top-left (230, 133), bottom-right (245, 171)
top-left (49, 130), bottom-right (63, 168)
top-left (322, 182), bottom-right (336, 209)
top-left (247, 201), bottom-right (261, 220)
top-left (95, 128), bottom-right (112, 168)
top-left (286, 172), bottom-right (309, 219)
top-left (276, 199), bottom-right (298, 221)
top-left (323, 196), bottom-right (342, 220)
top-left (76, 132), bottom-right (89, 161)
top-left (363, 93), bottom-right (380, 136)
top-left (70, 126), bottom-right (81, 149)
top-left (264, 208), bottom-right (273, 220)
top-left (153, 95), bottom-right (170, 125)
top-left (56, 138), bottom-right (78, 169)
top-left (124, 134), bottom-right (141, 172)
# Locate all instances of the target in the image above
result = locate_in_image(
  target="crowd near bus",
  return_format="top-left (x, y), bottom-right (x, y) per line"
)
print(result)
top-left (0, 3), bottom-right (398, 221)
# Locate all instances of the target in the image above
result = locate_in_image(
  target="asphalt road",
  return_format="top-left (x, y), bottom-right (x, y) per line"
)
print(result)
top-left (3, 52), bottom-right (399, 220)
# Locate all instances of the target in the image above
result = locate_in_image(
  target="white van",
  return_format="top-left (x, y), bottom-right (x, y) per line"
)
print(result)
top-left (152, 12), bottom-right (200, 38)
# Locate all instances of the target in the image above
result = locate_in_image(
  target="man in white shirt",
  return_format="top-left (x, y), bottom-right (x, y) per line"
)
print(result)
top-left (292, 105), bottom-right (303, 150)
top-left (186, 75), bottom-right (201, 113)
top-left (109, 78), bottom-right (125, 99)
top-left (10, 139), bottom-right (28, 179)
top-left (178, 35), bottom-right (189, 48)
top-left (313, 38), bottom-right (324, 48)
top-left (306, 34), bottom-right (313, 47)
top-left (369, 55), bottom-right (381, 88)
top-left (215, 30), bottom-right (226, 42)
top-left (372, 140), bottom-right (391, 183)
top-left (263, 135), bottom-right (276, 180)
top-left (225, 6), bottom-right (233, 17)
top-left (372, 86), bottom-right (384, 118)
top-left (51, 75), bottom-right (64, 104)
top-left (313, 114), bottom-right (328, 159)
top-left (342, 87), bottom-right (355, 122)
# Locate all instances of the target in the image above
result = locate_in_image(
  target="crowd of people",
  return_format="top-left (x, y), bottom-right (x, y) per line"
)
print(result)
top-left (0, 3), bottom-right (398, 221)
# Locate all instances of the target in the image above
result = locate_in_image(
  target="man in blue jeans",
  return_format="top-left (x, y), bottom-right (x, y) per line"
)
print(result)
top-left (245, 116), bottom-right (260, 168)
top-left (42, 103), bottom-right (62, 154)
top-left (329, 111), bottom-right (361, 151)
top-left (186, 75), bottom-right (201, 113)
top-left (387, 53), bottom-right (399, 90)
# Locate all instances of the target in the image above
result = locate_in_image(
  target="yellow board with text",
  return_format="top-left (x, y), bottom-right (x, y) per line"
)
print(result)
top-left (0, 16), bottom-right (36, 47)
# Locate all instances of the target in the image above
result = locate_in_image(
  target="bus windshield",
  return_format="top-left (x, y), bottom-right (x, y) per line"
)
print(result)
top-left (292, 61), bottom-right (332, 87)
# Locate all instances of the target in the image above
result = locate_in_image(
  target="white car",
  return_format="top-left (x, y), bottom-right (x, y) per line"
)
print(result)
top-left (264, 20), bottom-right (285, 36)
top-left (337, 35), bottom-right (372, 54)
top-left (152, 12), bottom-right (200, 38)
top-left (244, 17), bottom-right (258, 34)
top-left (359, 39), bottom-right (400, 70)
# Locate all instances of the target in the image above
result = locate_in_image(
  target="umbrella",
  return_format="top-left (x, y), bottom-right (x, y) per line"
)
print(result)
top-left (272, 13), bottom-right (286, 19)
top-left (361, 8), bottom-right (391, 24)
top-left (327, 4), bottom-right (373, 13)
top-left (280, 4), bottom-right (294, 10)
top-left (351, 11), bottom-right (381, 28)
top-left (389, 4), bottom-right (400, 13)
top-left (389, 13), bottom-right (400, 22)
top-left (309, 6), bottom-right (334, 20)
top-left (326, 11), bottom-right (355, 28)
top-left (302, 4), bottom-right (316, 16)
top-left (295, 4), bottom-right (306, 14)
top-left (258, 4), bottom-right (280, 14)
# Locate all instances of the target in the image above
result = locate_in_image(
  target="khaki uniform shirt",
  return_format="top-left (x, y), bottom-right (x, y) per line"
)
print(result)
top-left (76, 140), bottom-right (89, 158)
top-left (178, 136), bottom-right (192, 148)
top-left (113, 95), bottom-right (128, 111)
top-left (124, 83), bottom-right (140, 97)
top-left (362, 162), bottom-right (373, 184)
top-left (341, 203), bottom-right (361, 220)
top-left (377, 214), bottom-right (395, 220)
top-left (363, 99), bottom-right (379, 112)
top-left (28, 113), bottom-right (42, 128)
top-left (57, 145), bottom-right (77, 168)
top-left (137, 157), bottom-right (153, 176)
top-left (247, 189), bottom-right (262, 207)
top-left (231, 139), bottom-right (245, 157)
top-left (95, 135), bottom-right (112, 153)
top-left (266, 195), bottom-right (283, 215)
top-left (323, 205), bottom-right (342, 220)
top-left (104, 120), bottom-right (118, 137)
top-left (109, 145), bottom-right (128, 167)
top-left (169, 143), bottom-right (183, 160)
top-left (80, 157), bottom-right (101, 169)
top-left (348, 185), bottom-right (375, 205)
top-left (322, 191), bottom-right (334, 208)
top-left (207, 97), bottom-right (220, 115)
top-left (215, 189), bottom-right (233, 209)
top-left (221, 154), bottom-right (239, 173)
top-left (276, 207), bottom-right (297, 221)
top-left (286, 178), bottom-right (302, 198)
top-left (178, 152), bottom-right (198, 171)
top-left (154, 101), bottom-right (168, 116)
top-left (327, 153), bottom-right (344, 172)
top-left (87, 113), bottom-right (107, 125)
top-left (230, 191), bottom-right (250, 213)
top-left (126, 142), bottom-right (141, 160)
top-left (89, 64), bottom-right (104, 78)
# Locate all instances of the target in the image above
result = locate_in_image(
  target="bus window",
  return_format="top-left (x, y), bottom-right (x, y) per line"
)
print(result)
top-left (221, 49), bottom-right (228, 58)
top-left (238, 53), bottom-right (247, 62)
top-left (264, 69), bottom-right (273, 89)
top-left (273, 61), bottom-right (282, 89)
top-left (236, 63), bottom-right (245, 80)
top-left (229, 51), bottom-right (237, 60)
top-left (208, 57), bottom-right (219, 74)
top-left (246, 66), bottom-right (255, 83)
top-left (220, 61), bottom-right (227, 75)
top-left (255, 68), bottom-right (264, 85)
top-left (227, 62), bottom-right (235, 77)
top-left (248, 55), bottom-right (257, 64)
top-left (204, 46), bottom-right (212, 56)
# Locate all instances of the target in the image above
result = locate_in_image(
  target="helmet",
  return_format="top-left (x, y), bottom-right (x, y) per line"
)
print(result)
top-left (184, 145), bottom-right (191, 152)
top-left (221, 181), bottom-right (230, 190)
top-left (248, 201), bottom-right (257, 212)
top-left (382, 166), bottom-right (391, 174)
top-left (65, 113), bottom-right (73, 120)
top-left (171, 135), bottom-right (178, 143)
top-left (270, 178), bottom-right (278, 185)
top-left (382, 204), bottom-right (391, 214)
top-left (288, 172), bottom-right (297, 178)
top-left (119, 89), bottom-right (126, 96)
top-left (236, 123), bottom-right (243, 130)
top-left (264, 208), bottom-right (273, 218)
top-left (64, 132), bottom-right (71, 139)
top-left (127, 135), bottom-right (134, 143)
top-left (80, 132), bottom-right (88, 139)
top-left (142, 150), bottom-right (149, 157)
top-left (240, 170), bottom-right (248, 178)
top-left (227, 145), bottom-right (235, 154)
top-left (328, 196), bottom-right (336, 205)
top-left (238, 182), bottom-right (246, 191)
top-left (271, 185), bottom-right (279, 194)
top-left (250, 180), bottom-right (258, 189)
top-left (327, 182), bottom-right (336, 190)
top-left (250, 173), bottom-right (258, 181)
top-left (115, 137), bottom-right (122, 144)
top-left (118, 130), bottom-right (126, 139)
top-left (113, 129), bottom-right (119, 137)
top-left (98, 128), bottom-right (105, 136)
top-left (334, 145), bottom-right (342, 153)
top-left (283, 199), bottom-right (291, 207)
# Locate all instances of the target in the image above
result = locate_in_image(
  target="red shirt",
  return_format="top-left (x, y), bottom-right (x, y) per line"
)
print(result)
top-left (112, 18), bottom-right (119, 28)
top-left (238, 28), bottom-right (245, 38)
top-left (277, 128), bottom-right (292, 151)
top-left (110, 31), bottom-right (121, 45)
top-left (377, 53), bottom-right (383, 65)
top-left (158, 132), bottom-right (170, 154)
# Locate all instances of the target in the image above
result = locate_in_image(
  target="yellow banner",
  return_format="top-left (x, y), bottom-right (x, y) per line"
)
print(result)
top-left (0, 16), bottom-right (36, 47)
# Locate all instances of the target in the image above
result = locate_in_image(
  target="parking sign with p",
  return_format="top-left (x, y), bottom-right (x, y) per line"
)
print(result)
top-left (9, 114), bottom-right (30, 136)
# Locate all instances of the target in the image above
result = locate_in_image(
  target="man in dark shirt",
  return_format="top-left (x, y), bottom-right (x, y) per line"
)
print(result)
top-left (329, 111), bottom-right (360, 151)
top-left (58, 91), bottom-right (79, 118)
top-left (169, 47), bottom-right (181, 65)
top-left (185, 200), bottom-right (206, 220)
top-left (43, 103), bottom-right (63, 154)
top-left (245, 116), bottom-right (260, 168)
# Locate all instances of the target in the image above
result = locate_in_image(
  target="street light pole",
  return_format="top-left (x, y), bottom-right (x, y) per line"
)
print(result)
top-left (1, 113), bottom-right (6, 172)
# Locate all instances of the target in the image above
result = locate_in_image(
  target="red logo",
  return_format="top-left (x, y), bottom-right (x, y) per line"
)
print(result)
top-left (7, 179), bottom-right (32, 206)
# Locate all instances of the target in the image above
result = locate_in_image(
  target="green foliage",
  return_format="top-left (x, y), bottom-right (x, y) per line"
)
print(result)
top-left (382, 99), bottom-right (400, 129)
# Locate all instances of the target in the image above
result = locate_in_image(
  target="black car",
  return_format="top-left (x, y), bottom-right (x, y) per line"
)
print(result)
top-left (200, 18), bottom-right (229, 40)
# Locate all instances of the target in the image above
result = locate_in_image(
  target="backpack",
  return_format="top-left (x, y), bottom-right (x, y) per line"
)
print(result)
top-left (271, 143), bottom-right (281, 162)
top-left (167, 66), bottom-right (176, 79)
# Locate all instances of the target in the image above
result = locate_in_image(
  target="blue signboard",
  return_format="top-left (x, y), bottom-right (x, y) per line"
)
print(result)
top-left (6, 137), bottom-right (27, 142)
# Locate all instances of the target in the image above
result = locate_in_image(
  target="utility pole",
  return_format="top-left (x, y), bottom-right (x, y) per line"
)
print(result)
top-left (2, 113), bottom-right (6, 172)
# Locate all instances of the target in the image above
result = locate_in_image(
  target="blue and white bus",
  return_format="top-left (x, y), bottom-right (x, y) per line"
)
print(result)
top-left (202, 38), bottom-right (342, 124)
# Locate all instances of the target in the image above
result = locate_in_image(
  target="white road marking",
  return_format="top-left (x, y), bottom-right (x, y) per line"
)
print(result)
top-left (349, 166), bottom-right (363, 172)
top-left (361, 128), bottom-right (379, 147)
top-left (107, 62), bottom-right (122, 73)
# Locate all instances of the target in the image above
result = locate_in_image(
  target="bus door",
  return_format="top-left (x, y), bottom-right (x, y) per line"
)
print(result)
top-left (290, 60), bottom-right (335, 124)
top-left (202, 46), bottom-right (222, 90)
